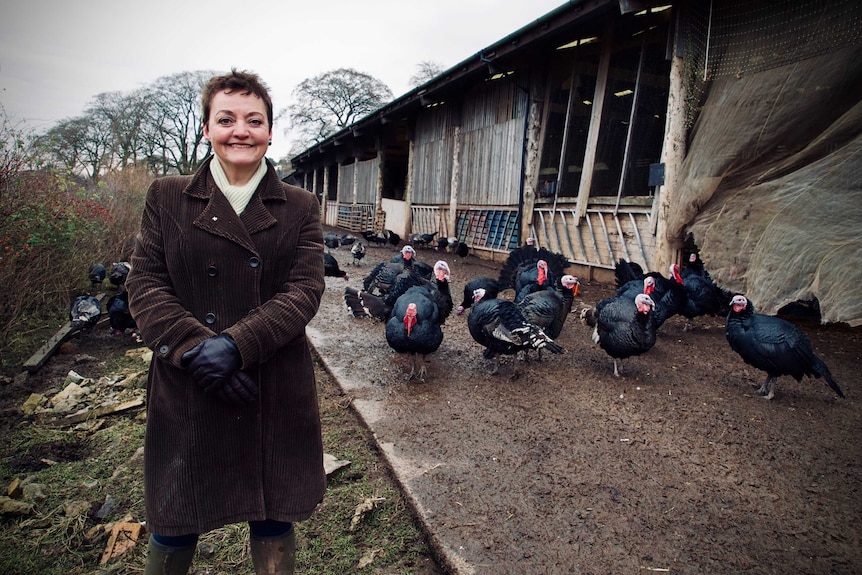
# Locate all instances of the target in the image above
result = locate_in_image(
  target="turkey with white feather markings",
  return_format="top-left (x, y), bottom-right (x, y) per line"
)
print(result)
top-left (345, 261), bottom-right (452, 322)
top-left (467, 287), bottom-right (564, 375)
top-left (362, 245), bottom-right (416, 296)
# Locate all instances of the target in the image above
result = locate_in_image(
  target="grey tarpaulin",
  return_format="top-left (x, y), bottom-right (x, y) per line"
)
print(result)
top-left (669, 1), bottom-right (862, 326)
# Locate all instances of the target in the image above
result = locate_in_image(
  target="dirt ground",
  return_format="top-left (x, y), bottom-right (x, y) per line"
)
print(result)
top-left (309, 229), bottom-right (862, 575)
top-left (4, 230), bottom-right (860, 575)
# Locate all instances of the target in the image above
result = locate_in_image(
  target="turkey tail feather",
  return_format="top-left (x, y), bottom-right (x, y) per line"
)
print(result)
top-left (344, 287), bottom-right (369, 318)
top-left (344, 287), bottom-right (391, 321)
top-left (812, 356), bottom-right (845, 398)
top-left (528, 327), bottom-right (564, 354)
top-left (615, 258), bottom-right (643, 288)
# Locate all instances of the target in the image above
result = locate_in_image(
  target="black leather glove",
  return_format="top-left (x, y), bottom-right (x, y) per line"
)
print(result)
top-left (215, 370), bottom-right (259, 405)
top-left (181, 334), bottom-right (241, 391)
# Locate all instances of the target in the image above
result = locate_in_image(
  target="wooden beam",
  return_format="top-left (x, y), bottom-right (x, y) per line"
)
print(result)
top-left (576, 13), bottom-right (615, 223)
top-left (23, 293), bottom-right (106, 373)
top-left (48, 397), bottom-right (146, 428)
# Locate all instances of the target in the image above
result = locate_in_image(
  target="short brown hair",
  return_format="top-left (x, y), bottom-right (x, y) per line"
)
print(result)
top-left (202, 68), bottom-right (273, 129)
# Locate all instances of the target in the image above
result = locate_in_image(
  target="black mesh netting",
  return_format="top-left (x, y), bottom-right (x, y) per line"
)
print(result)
top-left (669, 0), bottom-right (862, 325)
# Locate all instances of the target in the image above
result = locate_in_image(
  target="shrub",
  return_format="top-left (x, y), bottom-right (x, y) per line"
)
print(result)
top-left (0, 108), bottom-right (151, 368)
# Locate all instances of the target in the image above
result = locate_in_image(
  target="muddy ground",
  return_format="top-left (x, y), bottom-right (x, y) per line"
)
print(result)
top-left (4, 230), bottom-right (859, 575)
top-left (309, 230), bottom-right (861, 575)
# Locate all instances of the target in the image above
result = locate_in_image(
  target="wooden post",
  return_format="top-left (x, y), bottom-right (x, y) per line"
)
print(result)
top-left (654, 31), bottom-right (688, 272)
top-left (404, 139), bottom-right (415, 236)
top-left (352, 159), bottom-right (359, 206)
top-left (576, 13), bottom-right (615, 222)
top-left (375, 147), bottom-right (385, 232)
top-left (448, 125), bottom-right (461, 239)
top-left (614, 35), bottom-right (647, 215)
top-left (521, 91), bottom-right (545, 242)
top-left (312, 166), bottom-right (320, 215)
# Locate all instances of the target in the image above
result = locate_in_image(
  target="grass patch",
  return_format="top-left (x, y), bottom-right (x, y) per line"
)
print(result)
top-left (0, 348), bottom-right (442, 574)
top-left (0, 304), bottom-right (67, 371)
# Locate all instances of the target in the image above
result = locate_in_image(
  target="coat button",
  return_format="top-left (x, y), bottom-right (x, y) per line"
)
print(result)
top-left (207, 265), bottom-right (218, 277)
top-left (248, 257), bottom-right (261, 268)
top-left (158, 344), bottom-right (169, 355)
top-left (204, 313), bottom-right (216, 324)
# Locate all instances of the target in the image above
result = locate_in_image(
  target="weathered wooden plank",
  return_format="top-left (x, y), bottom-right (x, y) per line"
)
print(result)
top-left (47, 397), bottom-right (146, 428)
top-left (22, 293), bottom-right (106, 373)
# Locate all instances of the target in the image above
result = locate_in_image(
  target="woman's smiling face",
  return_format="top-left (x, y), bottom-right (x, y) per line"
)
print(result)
top-left (203, 89), bottom-right (271, 179)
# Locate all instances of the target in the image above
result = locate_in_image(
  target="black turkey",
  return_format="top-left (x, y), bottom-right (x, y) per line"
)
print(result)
top-left (409, 231), bottom-right (438, 248)
top-left (725, 294), bottom-right (844, 400)
top-left (435, 236), bottom-right (469, 258)
top-left (456, 277), bottom-right (501, 315)
top-left (498, 245), bottom-right (570, 304)
top-left (106, 290), bottom-right (137, 336)
top-left (345, 261), bottom-right (451, 322)
top-left (516, 275), bottom-right (580, 358)
top-left (324, 252), bottom-right (349, 280)
top-left (383, 264), bottom-right (453, 381)
top-left (109, 262), bottom-right (131, 287)
top-left (387, 251), bottom-right (433, 280)
top-left (363, 246), bottom-right (416, 296)
top-left (582, 292), bottom-right (658, 377)
top-left (324, 232), bottom-right (340, 250)
top-left (362, 229), bottom-right (401, 247)
top-left (340, 234), bottom-right (357, 247)
top-left (678, 260), bottom-right (733, 330)
top-left (467, 287), bottom-right (563, 374)
top-left (614, 260), bottom-right (684, 329)
top-left (350, 242), bottom-right (366, 265)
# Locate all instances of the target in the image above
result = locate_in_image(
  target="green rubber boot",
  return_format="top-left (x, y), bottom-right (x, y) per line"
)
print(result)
top-left (250, 529), bottom-right (296, 575)
top-left (143, 536), bottom-right (195, 575)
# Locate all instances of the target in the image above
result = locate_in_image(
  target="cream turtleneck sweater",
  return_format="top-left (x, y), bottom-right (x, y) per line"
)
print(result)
top-left (209, 157), bottom-right (268, 215)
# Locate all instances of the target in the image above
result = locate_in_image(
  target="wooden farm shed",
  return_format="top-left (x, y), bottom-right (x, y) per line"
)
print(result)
top-left (290, 0), bottom-right (862, 326)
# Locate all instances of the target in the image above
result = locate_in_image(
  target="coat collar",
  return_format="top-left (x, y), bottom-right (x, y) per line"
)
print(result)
top-left (185, 156), bottom-right (285, 252)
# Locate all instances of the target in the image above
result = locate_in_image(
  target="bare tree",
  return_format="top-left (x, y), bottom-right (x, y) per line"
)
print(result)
top-left (42, 90), bottom-right (150, 179)
top-left (32, 69), bottom-right (233, 177)
top-left (87, 90), bottom-right (151, 170)
top-left (41, 118), bottom-right (85, 175)
top-left (42, 112), bottom-right (113, 181)
top-left (287, 68), bottom-right (393, 149)
top-left (142, 70), bottom-right (216, 175)
top-left (409, 60), bottom-right (445, 88)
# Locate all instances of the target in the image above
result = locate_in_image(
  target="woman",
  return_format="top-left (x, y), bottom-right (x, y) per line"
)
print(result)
top-left (127, 69), bottom-right (325, 575)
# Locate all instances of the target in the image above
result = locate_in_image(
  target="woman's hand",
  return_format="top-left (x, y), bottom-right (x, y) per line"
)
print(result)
top-left (181, 334), bottom-right (241, 390)
top-left (216, 371), bottom-right (259, 405)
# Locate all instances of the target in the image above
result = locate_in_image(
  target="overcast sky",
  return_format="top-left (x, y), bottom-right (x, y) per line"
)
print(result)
top-left (1, 0), bottom-right (566, 159)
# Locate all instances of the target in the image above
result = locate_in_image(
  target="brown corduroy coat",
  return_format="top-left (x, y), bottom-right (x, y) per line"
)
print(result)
top-left (126, 157), bottom-right (326, 536)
